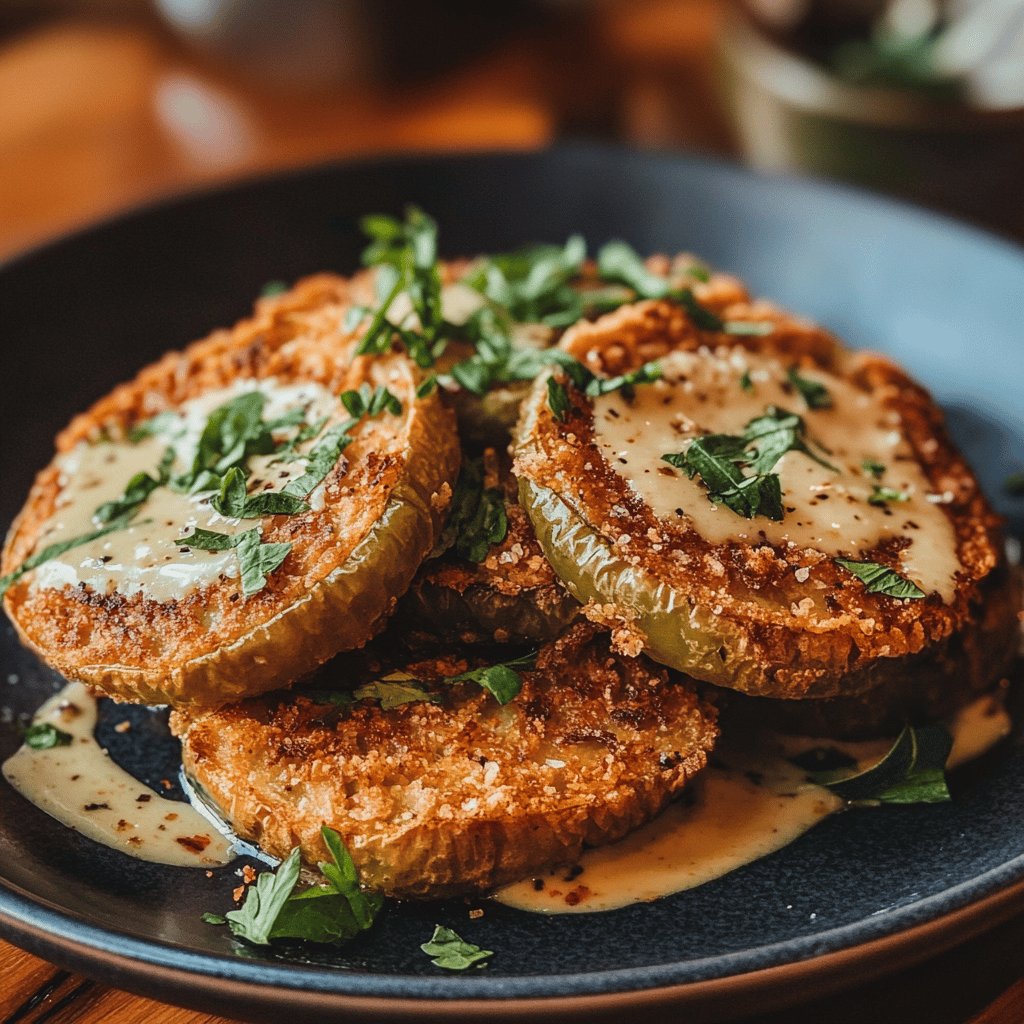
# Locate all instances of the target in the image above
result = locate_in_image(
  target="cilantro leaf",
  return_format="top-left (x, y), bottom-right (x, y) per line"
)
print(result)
top-left (834, 558), bottom-right (925, 599)
top-left (862, 459), bottom-right (887, 479)
top-left (868, 485), bottom-right (909, 507)
top-left (21, 722), bottom-right (73, 750)
top-left (787, 366), bottom-right (833, 410)
top-left (811, 724), bottom-right (952, 804)
top-left (445, 652), bottom-right (535, 705)
top-left (0, 511), bottom-right (139, 599)
top-left (421, 925), bottom-right (493, 970)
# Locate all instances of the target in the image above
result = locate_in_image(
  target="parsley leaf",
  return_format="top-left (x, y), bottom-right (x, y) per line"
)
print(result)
top-left (354, 673), bottom-right (439, 710)
top-left (862, 458), bottom-right (887, 479)
top-left (235, 530), bottom-right (292, 596)
top-left (21, 722), bottom-right (73, 750)
top-left (177, 527), bottom-right (292, 597)
top-left (811, 724), bottom-right (952, 804)
top-left (444, 652), bottom-right (535, 705)
top-left (340, 383), bottom-right (402, 418)
top-left (127, 411), bottom-right (179, 443)
top-left (739, 370), bottom-right (753, 392)
top-left (93, 455), bottom-right (172, 524)
top-left (868, 485), bottom-right (909, 507)
top-left (596, 239), bottom-right (770, 336)
top-left (584, 360), bottom-right (662, 399)
top-left (281, 423), bottom-right (354, 498)
top-left (215, 827), bottom-right (382, 946)
top-left (210, 467), bottom-right (310, 519)
top-left (834, 558), bottom-right (925, 599)
top-left (662, 406), bottom-right (834, 522)
top-left (436, 457), bottom-right (509, 563)
top-left (464, 236), bottom-right (586, 326)
top-left (787, 366), bottom-right (833, 410)
top-left (0, 511), bottom-right (139, 599)
top-left (1003, 472), bottom-right (1024, 497)
top-left (421, 925), bottom-right (493, 970)
top-left (357, 208), bottom-right (446, 367)
top-left (175, 527), bottom-right (237, 550)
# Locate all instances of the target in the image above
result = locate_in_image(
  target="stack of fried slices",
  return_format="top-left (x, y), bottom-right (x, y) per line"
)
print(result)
top-left (2, 222), bottom-right (1016, 898)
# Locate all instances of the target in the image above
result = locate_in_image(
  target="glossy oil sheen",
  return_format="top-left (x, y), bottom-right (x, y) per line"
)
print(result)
top-left (0, 148), bottom-right (1022, 1014)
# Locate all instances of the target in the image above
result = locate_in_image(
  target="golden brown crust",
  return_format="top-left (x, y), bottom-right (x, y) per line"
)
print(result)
top-left (515, 299), bottom-right (1014, 700)
top-left (172, 623), bottom-right (718, 898)
top-left (2, 277), bottom-right (461, 707)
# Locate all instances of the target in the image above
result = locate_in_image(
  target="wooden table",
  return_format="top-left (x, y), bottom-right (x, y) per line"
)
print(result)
top-left (1, 5), bottom-right (1022, 1022)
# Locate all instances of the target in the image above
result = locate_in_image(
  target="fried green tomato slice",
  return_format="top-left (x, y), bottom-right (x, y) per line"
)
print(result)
top-left (398, 449), bottom-right (579, 645)
top-left (513, 298), bottom-right (1015, 701)
top-left (1, 278), bottom-right (460, 707)
top-left (171, 622), bottom-right (718, 898)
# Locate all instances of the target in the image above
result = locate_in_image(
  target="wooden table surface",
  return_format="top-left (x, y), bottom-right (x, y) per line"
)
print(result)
top-left (0, 4), bottom-right (1022, 1022)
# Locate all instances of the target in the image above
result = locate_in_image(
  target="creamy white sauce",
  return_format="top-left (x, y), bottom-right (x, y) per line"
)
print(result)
top-left (591, 349), bottom-right (961, 602)
top-left (3, 682), bottom-right (233, 867)
top-left (29, 379), bottom-right (339, 603)
top-left (495, 692), bottom-right (1011, 914)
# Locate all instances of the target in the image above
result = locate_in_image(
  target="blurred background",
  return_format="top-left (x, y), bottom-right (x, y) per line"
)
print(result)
top-left (2, 0), bottom-right (1024, 261)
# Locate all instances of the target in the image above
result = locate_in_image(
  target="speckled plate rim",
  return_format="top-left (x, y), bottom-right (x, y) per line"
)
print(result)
top-left (1, 143), bottom-right (1023, 1020)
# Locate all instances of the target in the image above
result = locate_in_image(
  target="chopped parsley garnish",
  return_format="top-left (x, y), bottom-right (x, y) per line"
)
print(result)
top-left (436, 457), bottom-right (508, 563)
top-left (177, 527), bottom-right (292, 597)
top-left (444, 652), bottom-right (535, 705)
top-left (205, 826), bottom-right (382, 945)
top-left (260, 280), bottom-right (289, 298)
top-left (462, 236), bottom-right (587, 327)
top-left (546, 378), bottom-right (573, 422)
top-left (545, 358), bottom-right (661, 421)
top-left (868, 485), bottom-right (909, 507)
top-left (211, 467), bottom-right (310, 519)
top-left (0, 511), bottom-right (139, 599)
top-left (811, 724), bottom-right (952, 804)
top-left (834, 558), bottom-right (925, 599)
top-left (280, 423), bottom-right (354, 498)
top-left (421, 925), bottom-right (494, 970)
top-left (354, 673), bottom-right (438, 710)
top-left (786, 366), bottom-right (833, 409)
top-left (596, 239), bottom-right (772, 336)
top-left (862, 458), bottom-right (887, 479)
top-left (356, 208), bottom-right (446, 367)
top-left (662, 406), bottom-right (836, 522)
top-left (93, 450), bottom-right (174, 524)
top-left (330, 652), bottom-right (535, 711)
top-left (739, 370), bottom-right (753, 393)
top-left (21, 722), bottom-right (73, 750)
top-left (1004, 472), bottom-right (1024, 497)
top-left (127, 411), bottom-right (179, 443)
top-left (340, 383), bottom-right (402, 419)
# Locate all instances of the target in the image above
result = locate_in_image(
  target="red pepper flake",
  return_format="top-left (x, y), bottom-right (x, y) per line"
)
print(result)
top-left (242, 865), bottom-right (257, 884)
top-left (232, 885), bottom-right (245, 903)
top-left (175, 834), bottom-right (212, 853)
top-left (564, 885), bottom-right (591, 907)
top-left (160, 779), bottom-right (173, 791)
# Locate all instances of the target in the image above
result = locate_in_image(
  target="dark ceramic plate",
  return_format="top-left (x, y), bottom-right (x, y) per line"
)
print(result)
top-left (1, 145), bottom-right (1023, 1024)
